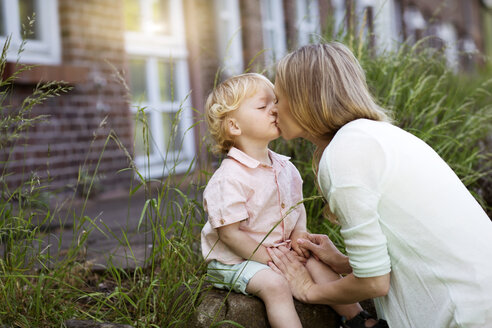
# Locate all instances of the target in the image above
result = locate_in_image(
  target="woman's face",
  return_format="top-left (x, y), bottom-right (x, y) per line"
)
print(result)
top-left (273, 82), bottom-right (305, 140)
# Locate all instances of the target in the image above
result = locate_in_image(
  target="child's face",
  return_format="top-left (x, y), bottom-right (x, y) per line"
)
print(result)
top-left (228, 82), bottom-right (279, 145)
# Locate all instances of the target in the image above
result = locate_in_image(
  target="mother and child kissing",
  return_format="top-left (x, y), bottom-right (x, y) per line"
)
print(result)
top-left (200, 73), bottom-right (384, 328)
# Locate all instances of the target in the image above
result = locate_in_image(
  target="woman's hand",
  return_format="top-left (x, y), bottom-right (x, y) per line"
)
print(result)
top-left (267, 246), bottom-right (315, 302)
top-left (297, 234), bottom-right (352, 274)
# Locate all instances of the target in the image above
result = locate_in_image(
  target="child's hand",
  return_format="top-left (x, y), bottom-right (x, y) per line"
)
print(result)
top-left (290, 230), bottom-right (310, 258)
top-left (270, 246), bottom-right (308, 264)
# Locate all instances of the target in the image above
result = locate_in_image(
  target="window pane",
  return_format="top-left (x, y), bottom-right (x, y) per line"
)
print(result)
top-left (161, 112), bottom-right (183, 153)
top-left (157, 60), bottom-right (174, 102)
top-left (134, 112), bottom-right (154, 158)
top-left (151, 0), bottom-right (171, 35)
top-left (129, 58), bottom-right (148, 102)
top-left (124, 0), bottom-right (141, 31)
top-left (265, 0), bottom-right (274, 20)
top-left (19, 0), bottom-right (40, 40)
top-left (0, 0), bottom-right (5, 36)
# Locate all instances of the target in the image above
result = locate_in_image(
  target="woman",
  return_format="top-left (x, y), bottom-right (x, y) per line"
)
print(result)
top-left (267, 42), bottom-right (492, 327)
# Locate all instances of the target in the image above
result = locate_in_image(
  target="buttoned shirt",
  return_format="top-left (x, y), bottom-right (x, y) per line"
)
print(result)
top-left (201, 147), bottom-right (307, 264)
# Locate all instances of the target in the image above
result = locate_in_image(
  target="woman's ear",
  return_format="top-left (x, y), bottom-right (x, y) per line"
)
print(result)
top-left (227, 118), bottom-right (242, 136)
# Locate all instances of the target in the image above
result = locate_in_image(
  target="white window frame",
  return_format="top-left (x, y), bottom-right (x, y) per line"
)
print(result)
top-left (260, 0), bottom-right (287, 67)
top-left (125, 0), bottom-right (194, 179)
top-left (354, 0), bottom-right (375, 41)
top-left (296, 0), bottom-right (320, 46)
top-left (213, 0), bottom-right (244, 76)
top-left (369, 0), bottom-right (403, 52)
top-left (0, 0), bottom-right (61, 64)
top-left (331, 0), bottom-right (346, 36)
top-left (435, 23), bottom-right (459, 70)
top-left (404, 6), bottom-right (426, 44)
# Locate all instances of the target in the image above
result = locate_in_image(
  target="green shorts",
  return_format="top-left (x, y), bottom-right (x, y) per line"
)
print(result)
top-left (206, 260), bottom-right (270, 295)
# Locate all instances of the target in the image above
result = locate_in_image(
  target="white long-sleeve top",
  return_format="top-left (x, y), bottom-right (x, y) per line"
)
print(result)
top-left (317, 119), bottom-right (492, 328)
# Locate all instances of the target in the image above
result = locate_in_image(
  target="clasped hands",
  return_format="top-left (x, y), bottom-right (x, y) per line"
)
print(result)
top-left (266, 233), bottom-right (348, 302)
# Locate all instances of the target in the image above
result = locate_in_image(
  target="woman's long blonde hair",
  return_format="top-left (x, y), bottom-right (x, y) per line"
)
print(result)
top-left (275, 42), bottom-right (391, 221)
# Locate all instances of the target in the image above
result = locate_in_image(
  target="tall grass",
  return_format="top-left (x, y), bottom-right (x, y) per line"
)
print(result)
top-left (1, 19), bottom-right (491, 328)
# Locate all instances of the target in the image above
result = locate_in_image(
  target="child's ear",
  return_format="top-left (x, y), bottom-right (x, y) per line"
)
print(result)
top-left (227, 118), bottom-right (241, 136)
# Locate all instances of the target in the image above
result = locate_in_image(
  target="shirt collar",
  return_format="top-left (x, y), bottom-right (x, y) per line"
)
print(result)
top-left (227, 147), bottom-right (290, 169)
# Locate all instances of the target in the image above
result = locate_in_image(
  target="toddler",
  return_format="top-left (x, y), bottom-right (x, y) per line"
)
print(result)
top-left (201, 73), bottom-right (370, 328)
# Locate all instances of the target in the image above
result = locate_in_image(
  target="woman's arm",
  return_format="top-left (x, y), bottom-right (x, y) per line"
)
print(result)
top-left (308, 272), bottom-right (390, 304)
top-left (217, 222), bottom-right (271, 264)
top-left (268, 246), bottom-right (390, 304)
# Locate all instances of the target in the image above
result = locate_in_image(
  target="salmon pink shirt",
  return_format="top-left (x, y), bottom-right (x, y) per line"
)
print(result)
top-left (201, 147), bottom-right (307, 264)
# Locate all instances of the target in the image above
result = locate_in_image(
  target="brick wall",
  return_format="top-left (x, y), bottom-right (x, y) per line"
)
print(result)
top-left (239, 0), bottom-right (266, 72)
top-left (183, 0), bottom-right (220, 177)
top-left (1, 0), bottom-right (133, 197)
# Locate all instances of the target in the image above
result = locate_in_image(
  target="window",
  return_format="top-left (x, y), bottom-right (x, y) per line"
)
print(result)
top-left (367, 0), bottom-right (403, 51)
top-left (434, 23), bottom-right (458, 70)
top-left (390, 0), bottom-right (404, 44)
top-left (404, 6), bottom-right (426, 44)
top-left (125, 0), bottom-right (194, 179)
top-left (260, 0), bottom-right (287, 68)
top-left (296, 0), bottom-right (320, 46)
top-left (354, 0), bottom-right (374, 37)
top-left (331, 0), bottom-right (346, 36)
top-left (0, 0), bottom-right (60, 64)
top-left (214, 0), bottom-right (244, 77)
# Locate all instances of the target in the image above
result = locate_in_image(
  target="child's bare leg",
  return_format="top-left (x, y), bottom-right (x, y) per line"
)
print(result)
top-left (305, 257), bottom-right (367, 321)
top-left (246, 268), bottom-right (302, 328)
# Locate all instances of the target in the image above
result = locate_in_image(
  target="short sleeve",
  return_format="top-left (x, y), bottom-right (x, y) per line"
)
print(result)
top-left (203, 177), bottom-right (250, 229)
top-left (319, 130), bottom-right (391, 277)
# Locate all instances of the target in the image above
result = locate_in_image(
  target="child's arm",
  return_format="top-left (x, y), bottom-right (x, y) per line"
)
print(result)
top-left (217, 222), bottom-right (271, 265)
top-left (290, 202), bottom-right (310, 258)
top-left (291, 227), bottom-right (310, 258)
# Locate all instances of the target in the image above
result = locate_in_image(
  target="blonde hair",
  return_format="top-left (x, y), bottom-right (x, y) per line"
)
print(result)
top-left (275, 42), bottom-right (392, 221)
top-left (205, 73), bottom-right (274, 154)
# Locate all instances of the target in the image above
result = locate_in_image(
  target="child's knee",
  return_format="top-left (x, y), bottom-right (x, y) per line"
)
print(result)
top-left (268, 273), bottom-right (290, 292)
top-left (260, 271), bottom-right (291, 300)
top-left (248, 269), bottom-right (291, 300)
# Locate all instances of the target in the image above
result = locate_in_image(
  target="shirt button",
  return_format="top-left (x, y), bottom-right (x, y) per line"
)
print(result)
top-left (220, 219), bottom-right (225, 225)
top-left (281, 203), bottom-right (285, 209)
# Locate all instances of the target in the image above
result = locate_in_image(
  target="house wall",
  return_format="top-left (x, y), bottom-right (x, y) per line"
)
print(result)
top-left (183, 0), bottom-right (220, 174)
top-left (1, 0), bottom-right (133, 195)
top-left (409, 0), bottom-right (484, 51)
top-left (239, 0), bottom-right (266, 72)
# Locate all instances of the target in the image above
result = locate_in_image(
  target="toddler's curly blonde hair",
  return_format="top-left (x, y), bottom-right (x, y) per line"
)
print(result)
top-left (205, 73), bottom-right (274, 154)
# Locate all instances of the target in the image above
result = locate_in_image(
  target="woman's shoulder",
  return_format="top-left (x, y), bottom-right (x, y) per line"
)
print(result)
top-left (337, 118), bottom-right (394, 137)
top-left (318, 119), bottom-right (394, 188)
top-left (326, 119), bottom-right (386, 152)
